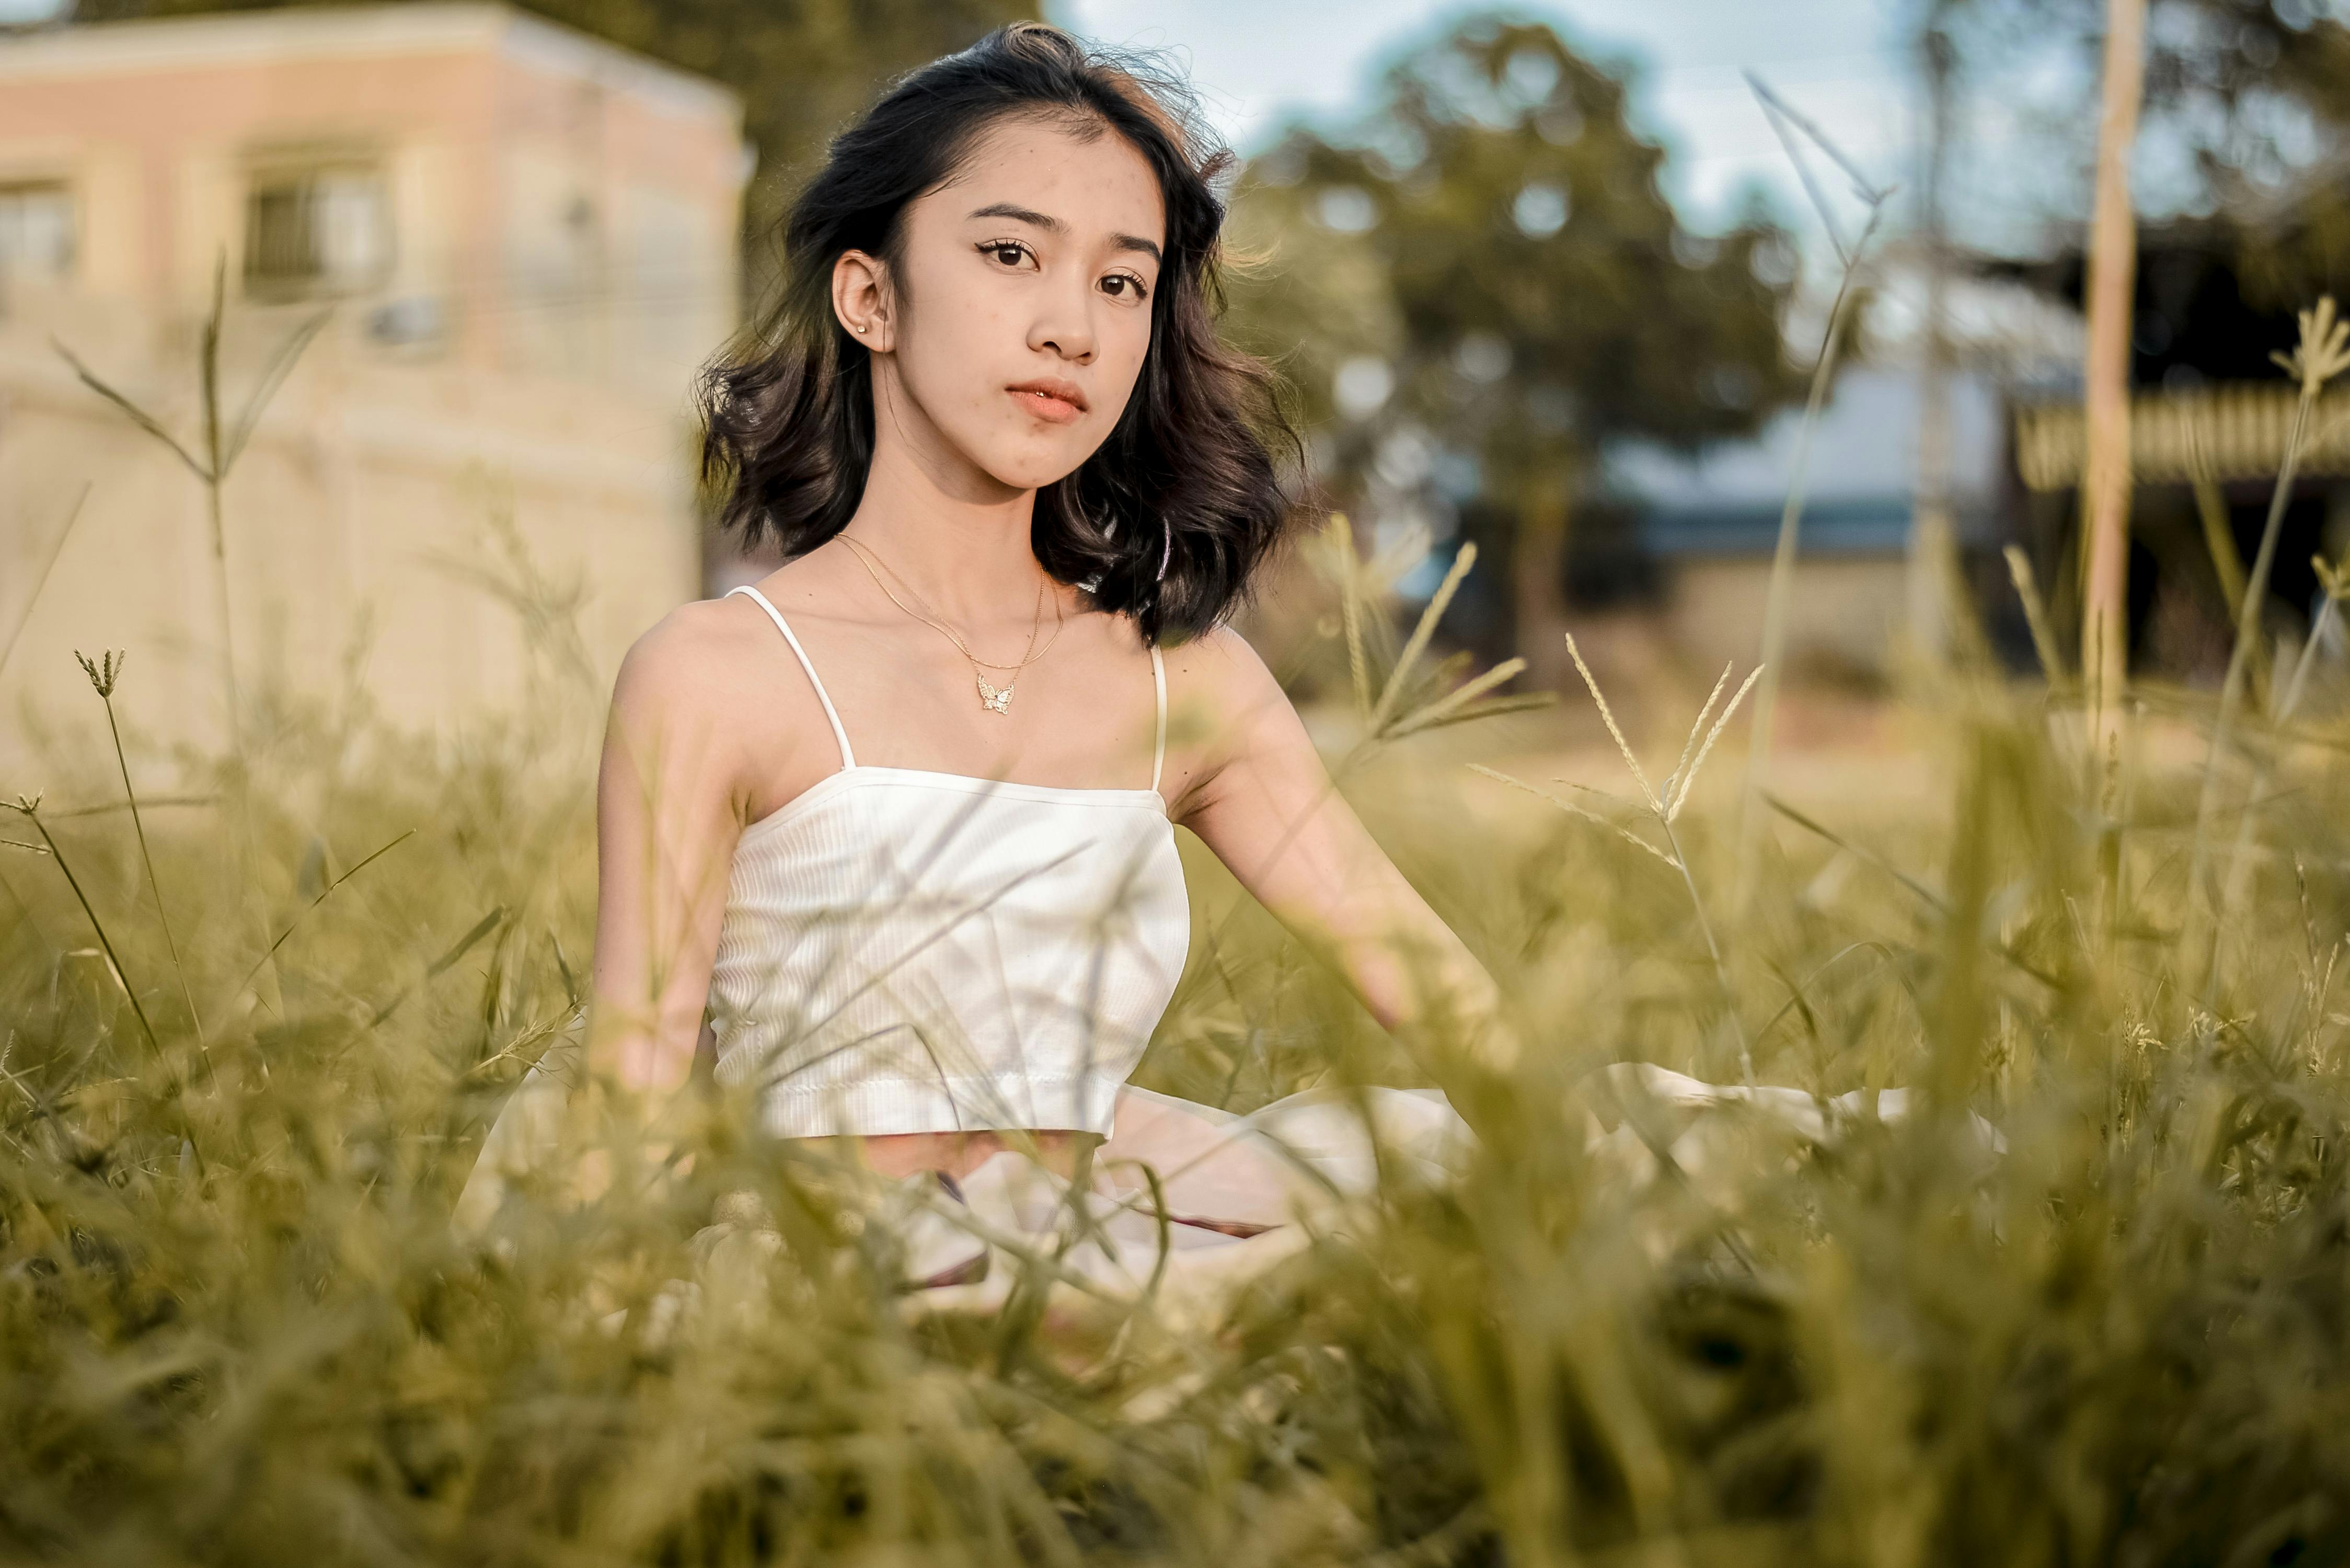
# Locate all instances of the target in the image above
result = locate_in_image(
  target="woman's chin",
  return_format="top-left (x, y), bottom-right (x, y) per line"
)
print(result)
top-left (972, 448), bottom-right (1091, 494)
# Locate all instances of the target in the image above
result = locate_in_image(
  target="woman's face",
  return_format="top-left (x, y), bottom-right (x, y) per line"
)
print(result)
top-left (837, 115), bottom-right (1167, 493)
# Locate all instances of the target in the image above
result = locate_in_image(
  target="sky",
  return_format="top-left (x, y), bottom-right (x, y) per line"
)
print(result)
top-left (1050, 0), bottom-right (1925, 245)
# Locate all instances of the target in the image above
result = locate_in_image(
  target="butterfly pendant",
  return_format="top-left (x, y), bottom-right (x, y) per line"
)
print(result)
top-left (976, 674), bottom-right (1014, 715)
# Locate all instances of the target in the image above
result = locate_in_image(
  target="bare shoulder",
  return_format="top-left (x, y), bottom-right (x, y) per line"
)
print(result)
top-left (608, 586), bottom-right (845, 827)
top-left (610, 596), bottom-right (768, 727)
top-left (1160, 621), bottom-right (1287, 715)
top-left (1157, 622), bottom-right (1315, 812)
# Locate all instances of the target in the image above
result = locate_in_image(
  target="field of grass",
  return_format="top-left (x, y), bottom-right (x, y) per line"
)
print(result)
top-left (4, 278), bottom-right (2349, 1563)
top-left (6, 495), bottom-right (2350, 1568)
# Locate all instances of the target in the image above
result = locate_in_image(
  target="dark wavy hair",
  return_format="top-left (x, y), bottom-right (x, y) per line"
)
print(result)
top-left (697, 22), bottom-right (1299, 645)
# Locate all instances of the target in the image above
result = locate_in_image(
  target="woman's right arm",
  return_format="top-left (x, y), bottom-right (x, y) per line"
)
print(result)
top-left (582, 606), bottom-right (757, 1108)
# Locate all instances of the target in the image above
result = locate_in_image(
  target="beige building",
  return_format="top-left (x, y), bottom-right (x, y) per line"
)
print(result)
top-left (0, 5), bottom-right (745, 771)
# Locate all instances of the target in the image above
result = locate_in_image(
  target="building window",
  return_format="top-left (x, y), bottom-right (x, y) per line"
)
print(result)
top-left (245, 164), bottom-right (390, 298)
top-left (0, 182), bottom-right (75, 286)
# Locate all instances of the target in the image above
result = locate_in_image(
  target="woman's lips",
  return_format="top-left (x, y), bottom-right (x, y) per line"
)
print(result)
top-left (1008, 380), bottom-right (1087, 425)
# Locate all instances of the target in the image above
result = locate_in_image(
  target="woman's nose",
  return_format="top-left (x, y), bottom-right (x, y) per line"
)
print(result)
top-left (1029, 287), bottom-right (1098, 363)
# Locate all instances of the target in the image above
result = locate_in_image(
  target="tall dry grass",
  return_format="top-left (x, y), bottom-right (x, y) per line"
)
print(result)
top-left (5, 302), bottom-right (2350, 1567)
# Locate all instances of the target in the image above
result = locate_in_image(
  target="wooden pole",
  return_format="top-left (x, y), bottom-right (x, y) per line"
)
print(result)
top-left (2080, 0), bottom-right (2147, 729)
top-left (1909, 12), bottom-right (1958, 669)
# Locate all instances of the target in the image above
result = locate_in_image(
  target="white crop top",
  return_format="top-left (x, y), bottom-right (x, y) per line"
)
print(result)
top-left (706, 584), bottom-right (1192, 1139)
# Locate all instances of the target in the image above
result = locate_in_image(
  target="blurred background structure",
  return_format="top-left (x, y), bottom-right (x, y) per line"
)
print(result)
top-left (0, 3), bottom-right (746, 764)
top-left (5, 0), bottom-right (2350, 770)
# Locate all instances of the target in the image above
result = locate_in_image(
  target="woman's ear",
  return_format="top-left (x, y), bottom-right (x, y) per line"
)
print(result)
top-left (831, 249), bottom-right (894, 350)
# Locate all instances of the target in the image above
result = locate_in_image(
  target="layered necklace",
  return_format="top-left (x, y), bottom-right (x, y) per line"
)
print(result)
top-left (836, 532), bottom-right (1066, 716)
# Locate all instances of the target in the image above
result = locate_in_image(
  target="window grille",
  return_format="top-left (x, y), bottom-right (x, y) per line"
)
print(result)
top-left (0, 182), bottom-right (75, 285)
top-left (245, 164), bottom-right (390, 297)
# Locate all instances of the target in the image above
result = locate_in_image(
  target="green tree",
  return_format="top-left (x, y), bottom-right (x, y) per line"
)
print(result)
top-left (1224, 16), bottom-right (1808, 686)
top-left (71, 0), bottom-right (1037, 267)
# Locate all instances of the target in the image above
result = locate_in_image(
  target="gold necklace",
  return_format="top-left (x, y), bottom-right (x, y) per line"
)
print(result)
top-left (835, 533), bottom-right (1066, 716)
top-left (837, 534), bottom-right (1066, 672)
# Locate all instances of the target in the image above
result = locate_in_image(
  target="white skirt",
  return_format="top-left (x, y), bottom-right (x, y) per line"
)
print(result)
top-left (454, 1033), bottom-right (1465, 1306)
top-left (455, 1041), bottom-right (1987, 1329)
top-left (877, 1082), bottom-right (1472, 1315)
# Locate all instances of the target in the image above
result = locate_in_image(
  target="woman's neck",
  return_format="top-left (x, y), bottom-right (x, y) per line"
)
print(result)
top-left (840, 378), bottom-right (1055, 626)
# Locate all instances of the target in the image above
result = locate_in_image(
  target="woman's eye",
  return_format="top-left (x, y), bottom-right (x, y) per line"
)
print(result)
top-left (1102, 273), bottom-right (1149, 302)
top-left (981, 241), bottom-right (1033, 269)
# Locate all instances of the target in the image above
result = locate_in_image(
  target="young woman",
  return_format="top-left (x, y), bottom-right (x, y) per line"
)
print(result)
top-left (460, 23), bottom-right (1510, 1287)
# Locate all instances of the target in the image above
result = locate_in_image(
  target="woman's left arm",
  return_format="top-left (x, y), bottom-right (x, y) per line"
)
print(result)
top-left (1165, 625), bottom-right (1519, 1070)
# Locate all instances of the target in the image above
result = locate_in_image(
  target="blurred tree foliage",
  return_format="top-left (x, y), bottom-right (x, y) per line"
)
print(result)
top-left (1953, 0), bottom-right (2350, 305)
top-left (1221, 17), bottom-right (1810, 680)
top-left (71, 0), bottom-right (1037, 280)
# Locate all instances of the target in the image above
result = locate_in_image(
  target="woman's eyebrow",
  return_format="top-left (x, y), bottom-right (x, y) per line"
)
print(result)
top-left (966, 202), bottom-right (1162, 263)
top-left (967, 201), bottom-right (1065, 233)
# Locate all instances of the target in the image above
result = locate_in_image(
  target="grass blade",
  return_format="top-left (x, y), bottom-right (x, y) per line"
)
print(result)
top-left (51, 341), bottom-right (208, 480)
top-left (80, 652), bottom-right (208, 1059)
top-left (8, 801), bottom-right (164, 1056)
top-left (368, 903), bottom-right (505, 1031)
top-left (243, 827), bottom-right (419, 996)
top-left (1669, 665), bottom-right (1764, 823)
top-left (223, 309), bottom-right (331, 470)
top-left (1662, 662), bottom-right (1734, 817)
top-left (1469, 764), bottom-right (1678, 867)
top-left (0, 486), bottom-right (90, 685)
top-left (2003, 545), bottom-right (2066, 685)
top-left (1561, 631), bottom-right (1656, 809)
top-left (1370, 541), bottom-right (1478, 736)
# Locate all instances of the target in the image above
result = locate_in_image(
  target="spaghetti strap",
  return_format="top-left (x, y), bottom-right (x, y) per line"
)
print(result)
top-left (727, 584), bottom-right (856, 771)
top-left (1149, 645), bottom-right (1167, 795)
